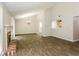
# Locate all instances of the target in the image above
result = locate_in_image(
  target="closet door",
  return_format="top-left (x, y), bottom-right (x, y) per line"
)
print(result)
top-left (73, 16), bottom-right (79, 41)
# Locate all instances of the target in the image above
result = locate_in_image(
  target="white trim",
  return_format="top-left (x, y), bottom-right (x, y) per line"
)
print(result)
top-left (41, 34), bottom-right (52, 37)
top-left (41, 34), bottom-right (51, 37)
top-left (72, 39), bottom-right (79, 42)
top-left (42, 35), bottom-right (74, 42)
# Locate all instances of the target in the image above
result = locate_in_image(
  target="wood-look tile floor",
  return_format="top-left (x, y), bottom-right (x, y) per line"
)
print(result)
top-left (16, 34), bottom-right (79, 56)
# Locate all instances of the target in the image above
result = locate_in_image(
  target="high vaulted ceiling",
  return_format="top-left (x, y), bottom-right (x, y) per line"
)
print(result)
top-left (4, 2), bottom-right (56, 16)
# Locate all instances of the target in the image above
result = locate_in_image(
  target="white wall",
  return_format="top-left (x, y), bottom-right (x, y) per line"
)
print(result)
top-left (2, 3), bottom-right (12, 54)
top-left (15, 15), bottom-right (38, 34)
top-left (11, 17), bottom-right (15, 39)
top-left (0, 3), bottom-right (12, 55)
top-left (51, 3), bottom-right (79, 42)
top-left (43, 8), bottom-right (53, 36)
top-left (36, 11), bottom-right (45, 35)
top-left (0, 3), bottom-right (4, 55)
top-left (37, 3), bottom-right (79, 42)
top-left (37, 8), bottom-right (53, 36)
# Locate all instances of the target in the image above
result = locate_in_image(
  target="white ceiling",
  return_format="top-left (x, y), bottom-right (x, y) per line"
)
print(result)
top-left (4, 2), bottom-right (56, 16)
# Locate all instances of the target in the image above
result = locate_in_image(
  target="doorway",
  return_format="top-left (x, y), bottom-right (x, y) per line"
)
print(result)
top-left (73, 16), bottom-right (79, 41)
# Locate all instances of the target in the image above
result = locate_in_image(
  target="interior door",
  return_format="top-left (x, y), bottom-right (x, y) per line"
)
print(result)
top-left (73, 16), bottom-right (79, 41)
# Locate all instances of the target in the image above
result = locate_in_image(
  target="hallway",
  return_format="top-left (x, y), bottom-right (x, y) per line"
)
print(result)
top-left (16, 34), bottom-right (79, 56)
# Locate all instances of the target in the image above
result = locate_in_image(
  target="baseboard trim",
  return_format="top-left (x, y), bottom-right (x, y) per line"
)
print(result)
top-left (53, 36), bottom-right (74, 42)
top-left (42, 35), bottom-right (73, 42)
top-left (41, 35), bottom-right (52, 37)
top-left (15, 33), bottom-right (77, 42)
top-left (15, 33), bottom-right (37, 36)
top-left (72, 39), bottom-right (79, 42)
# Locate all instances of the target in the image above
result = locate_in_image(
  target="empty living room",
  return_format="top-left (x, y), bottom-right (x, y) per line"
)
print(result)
top-left (0, 1), bottom-right (79, 58)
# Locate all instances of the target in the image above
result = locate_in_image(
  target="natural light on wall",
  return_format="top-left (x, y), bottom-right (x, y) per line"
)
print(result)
top-left (39, 22), bottom-right (42, 33)
top-left (15, 12), bottom-right (39, 19)
top-left (52, 20), bottom-right (56, 29)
